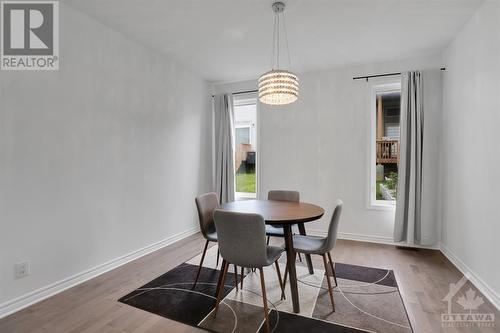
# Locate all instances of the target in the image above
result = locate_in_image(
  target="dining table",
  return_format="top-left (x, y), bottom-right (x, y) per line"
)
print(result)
top-left (218, 199), bottom-right (325, 314)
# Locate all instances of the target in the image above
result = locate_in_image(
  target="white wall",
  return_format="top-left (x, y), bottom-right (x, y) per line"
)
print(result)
top-left (441, 0), bottom-right (500, 306)
top-left (215, 55), bottom-right (443, 243)
top-left (0, 3), bottom-right (212, 311)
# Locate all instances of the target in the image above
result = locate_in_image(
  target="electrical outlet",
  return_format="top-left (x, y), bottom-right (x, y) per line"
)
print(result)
top-left (15, 261), bottom-right (30, 279)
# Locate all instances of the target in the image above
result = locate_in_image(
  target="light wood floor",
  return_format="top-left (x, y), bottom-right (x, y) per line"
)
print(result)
top-left (0, 233), bottom-right (497, 333)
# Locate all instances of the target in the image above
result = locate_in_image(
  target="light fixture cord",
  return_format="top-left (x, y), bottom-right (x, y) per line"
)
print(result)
top-left (269, 4), bottom-right (292, 71)
top-left (276, 11), bottom-right (280, 69)
top-left (270, 10), bottom-right (277, 70)
top-left (282, 10), bottom-right (292, 70)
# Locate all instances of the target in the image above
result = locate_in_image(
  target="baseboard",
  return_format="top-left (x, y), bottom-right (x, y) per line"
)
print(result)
top-left (0, 226), bottom-right (200, 319)
top-left (310, 229), bottom-right (497, 310)
top-left (4, 226), bottom-right (497, 320)
top-left (337, 231), bottom-right (396, 245)
top-left (307, 229), bottom-right (439, 249)
top-left (440, 242), bottom-right (499, 311)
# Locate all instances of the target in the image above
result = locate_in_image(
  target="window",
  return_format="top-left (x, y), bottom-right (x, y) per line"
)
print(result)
top-left (370, 83), bottom-right (401, 208)
top-left (235, 126), bottom-right (251, 145)
top-left (233, 95), bottom-right (258, 200)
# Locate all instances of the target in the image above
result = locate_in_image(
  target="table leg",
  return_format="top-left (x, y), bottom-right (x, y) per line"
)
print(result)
top-left (298, 223), bottom-right (314, 274)
top-left (283, 225), bottom-right (300, 313)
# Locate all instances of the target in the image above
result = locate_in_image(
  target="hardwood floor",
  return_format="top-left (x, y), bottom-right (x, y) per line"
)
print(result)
top-left (0, 233), bottom-right (497, 333)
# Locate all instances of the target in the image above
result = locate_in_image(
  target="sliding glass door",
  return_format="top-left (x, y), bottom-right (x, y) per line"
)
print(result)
top-left (233, 94), bottom-right (258, 200)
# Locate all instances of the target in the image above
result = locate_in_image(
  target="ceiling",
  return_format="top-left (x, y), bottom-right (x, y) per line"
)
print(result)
top-left (65, 0), bottom-right (483, 83)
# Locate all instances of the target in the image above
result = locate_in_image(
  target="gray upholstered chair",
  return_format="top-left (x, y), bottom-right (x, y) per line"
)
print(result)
top-left (193, 193), bottom-right (240, 289)
top-left (265, 190), bottom-right (302, 262)
top-left (268, 189), bottom-right (300, 202)
top-left (213, 210), bottom-right (285, 333)
top-left (284, 199), bottom-right (343, 311)
top-left (265, 190), bottom-right (299, 239)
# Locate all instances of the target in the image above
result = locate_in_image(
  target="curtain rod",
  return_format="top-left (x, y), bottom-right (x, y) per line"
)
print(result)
top-left (211, 89), bottom-right (258, 98)
top-left (353, 67), bottom-right (446, 81)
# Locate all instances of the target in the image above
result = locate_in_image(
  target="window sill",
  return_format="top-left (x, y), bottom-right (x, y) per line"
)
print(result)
top-left (235, 192), bottom-right (257, 201)
top-left (368, 201), bottom-right (396, 211)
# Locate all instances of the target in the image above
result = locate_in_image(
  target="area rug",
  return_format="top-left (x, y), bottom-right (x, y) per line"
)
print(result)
top-left (119, 245), bottom-right (413, 333)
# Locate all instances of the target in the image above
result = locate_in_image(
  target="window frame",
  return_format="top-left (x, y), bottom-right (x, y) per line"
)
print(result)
top-left (368, 82), bottom-right (401, 210)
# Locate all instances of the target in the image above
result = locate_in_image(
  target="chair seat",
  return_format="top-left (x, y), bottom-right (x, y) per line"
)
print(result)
top-left (292, 234), bottom-right (327, 254)
top-left (265, 225), bottom-right (284, 237)
top-left (265, 245), bottom-right (284, 266)
top-left (205, 231), bottom-right (217, 242)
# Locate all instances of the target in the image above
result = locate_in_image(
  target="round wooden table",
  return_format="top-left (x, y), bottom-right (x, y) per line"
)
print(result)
top-left (219, 199), bottom-right (325, 313)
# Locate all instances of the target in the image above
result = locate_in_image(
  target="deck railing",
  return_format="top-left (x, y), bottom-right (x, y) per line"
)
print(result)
top-left (376, 140), bottom-right (399, 164)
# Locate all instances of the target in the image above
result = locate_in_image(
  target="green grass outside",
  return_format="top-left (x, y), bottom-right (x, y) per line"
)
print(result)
top-left (376, 180), bottom-right (384, 200)
top-left (376, 180), bottom-right (398, 200)
top-left (236, 172), bottom-right (256, 193)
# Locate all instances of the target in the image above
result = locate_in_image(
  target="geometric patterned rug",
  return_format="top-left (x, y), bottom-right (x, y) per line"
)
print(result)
top-left (119, 245), bottom-right (413, 333)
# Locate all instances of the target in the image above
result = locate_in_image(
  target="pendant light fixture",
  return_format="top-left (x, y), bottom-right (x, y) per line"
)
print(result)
top-left (258, 1), bottom-right (299, 106)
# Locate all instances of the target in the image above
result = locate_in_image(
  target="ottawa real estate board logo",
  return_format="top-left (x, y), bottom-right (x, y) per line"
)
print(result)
top-left (1, 1), bottom-right (59, 70)
top-left (442, 275), bottom-right (495, 328)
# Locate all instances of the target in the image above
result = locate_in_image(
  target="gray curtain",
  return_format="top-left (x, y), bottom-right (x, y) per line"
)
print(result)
top-left (213, 94), bottom-right (235, 204)
top-left (394, 71), bottom-right (424, 244)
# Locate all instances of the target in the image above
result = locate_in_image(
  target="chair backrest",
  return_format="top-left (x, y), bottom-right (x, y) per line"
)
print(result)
top-left (268, 190), bottom-right (300, 202)
top-left (324, 200), bottom-right (343, 252)
top-left (213, 210), bottom-right (268, 268)
top-left (195, 192), bottom-right (219, 239)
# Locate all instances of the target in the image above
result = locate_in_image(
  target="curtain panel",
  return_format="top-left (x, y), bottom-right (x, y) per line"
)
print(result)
top-left (394, 71), bottom-right (424, 244)
top-left (213, 94), bottom-right (235, 204)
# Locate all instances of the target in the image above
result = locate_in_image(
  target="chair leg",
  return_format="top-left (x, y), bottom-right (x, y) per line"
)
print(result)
top-left (258, 268), bottom-right (271, 333)
top-left (275, 260), bottom-right (286, 300)
top-left (266, 236), bottom-right (270, 245)
top-left (327, 252), bottom-right (338, 287)
top-left (292, 233), bottom-right (301, 262)
top-left (216, 248), bottom-right (220, 268)
top-left (240, 266), bottom-right (245, 289)
top-left (283, 251), bottom-right (295, 290)
top-left (292, 232), bottom-right (301, 263)
top-left (214, 261), bottom-right (229, 315)
top-left (322, 254), bottom-right (335, 312)
top-left (234, 264), bottom-right (239, 291)
top-left (193, 240), bottom-right (209, 288)
top-left (283, 262), bottom-right (287, 288)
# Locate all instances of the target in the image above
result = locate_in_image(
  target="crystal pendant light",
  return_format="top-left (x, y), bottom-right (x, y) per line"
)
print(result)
top-left (258, 2), bottom-right (299, 106)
